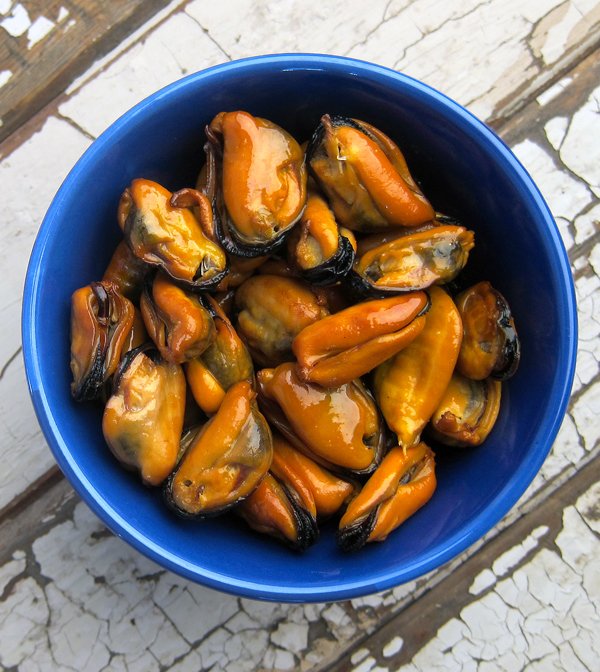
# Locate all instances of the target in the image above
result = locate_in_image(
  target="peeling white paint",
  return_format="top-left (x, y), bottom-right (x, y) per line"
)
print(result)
top-left (574, 203), bottom-right (600, 244)
top-left (0, 0), bottom-right (13, 16)
top-left (537, 77), bottom-right (573, 106)
top-left (560, 85), bottom-right (600, 196)
top-left (512, 138), bottom-right (592, 227)
top-left (57, 6), bottom-right (69, 22)
top-left (0, 69), bottom-right (12, 89)
top-left (27, 15), bottom-right (55, 48)
top-left (382, 636), bottom-right (403, 657)
top-left (469, 568), bottom-right (496, 595)
top-left (0, 2), bottom-right (30, 36)
top-left (576, 481), bottom-right (600, 534)
top-left (59, 13), bottom-right (227, 138)
top-left (352, 657), bottom-right (377, 672)
top-left (545, 116), bottom-right (569, 150)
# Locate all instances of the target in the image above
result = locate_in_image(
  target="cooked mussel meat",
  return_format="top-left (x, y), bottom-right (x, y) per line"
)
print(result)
top-left (235, 274), bottom-right (329, 367)
top-left (185, 295), bottom-right (254, 415)
top-left (102, 344), bottom-right (186, 486)
top-left (140, 270), bottom-right (216, 364)
top-left (270, 435), bottom-right (356, 519)
top-left (121, 307), bottom-right (148, 356)
top-left (337, 442), bottom-right (436, 552)
top-left (238, 434), bottom-right (356, 551)
top-left (306, 115), bottom-right (435, 231)
top-left (429, 372), bottom-right (501, 447)
top-left (118, 178), bottom-right (228, 290)
top-left (351, 225), bottom-right (474, 298)
top-left (202, 111), bottom-right (307, 257)
top-left (170, 187), bottom-right (270, 288)
top-left (257, 363), bottom-right (385, 475)
top-left (373, 286), bottom-right (463, 449)
top-left (455, 281), bottom-right (520, 380)
top-left (102, 239), bottom-right (149, 303)
top-left (354, 213), bottom-right (460, 258)
top-left (70, 281), bottom-right (135, 402)
top-left (164, 381), bottom-right (273, 518)
top-left (286, 190), bottom-right (356, 285)
top-left (292, 292), bottom-right (430, 387)
top-left (237, 473), bottom-right (318, 552)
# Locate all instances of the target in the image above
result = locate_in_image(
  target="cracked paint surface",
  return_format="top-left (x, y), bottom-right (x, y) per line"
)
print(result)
top-left (391, 482), bottom-right (600, 672)
top-left (2, 473), bottom-right (597, 670)
top-left (0, 1), bottom-right (600, 670)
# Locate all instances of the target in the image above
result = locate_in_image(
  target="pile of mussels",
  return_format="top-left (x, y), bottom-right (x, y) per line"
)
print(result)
top-left (70, 111), bottom-right (520, 552)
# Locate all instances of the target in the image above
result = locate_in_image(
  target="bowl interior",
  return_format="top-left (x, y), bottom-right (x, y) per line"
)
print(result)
top-left (23, 55), bottom-right (576, 602)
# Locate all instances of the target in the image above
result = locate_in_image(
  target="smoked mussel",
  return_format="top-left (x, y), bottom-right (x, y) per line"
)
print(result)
top-left (119, 178), bottom-right (228, 291)
top-left (373, 286), bottom-right (463, 449)
top-left (235, 274), bottom-right (329, 367)
top-left (185, 295), bottom-right (254, 415)
top-left (102, 344), bottom-right (186, 486)
top-left (292, 292), bottom-right (430, 387)
top-left (270, 435), bottom-right (356, 520)
top-left (202, 111), bottom-right (307, 257)
top-left (337, 442), bottom-right (436, 552)
top-left (257, 363), bottom-right (385, 475)
top-left (164, 381), bottom-right (273, 518)
top-left (70, 281), bottom-right (135, 402)
top-left (238, 473), bottom-right (318, 552)
top-left (286, 190), bottom-right (356, 285)
top-left (306, 115), bottom-right (435, 231)
top-left (455, 281), bottom-right (520, 381)
top-left (102, 239), bottom-right (149, 303)
top-left (350, 225), bottom-right (474, 298)
top-left (140, 270), bottom-right (216, 364)
top-left (428, 372), bottom-right (501, 447)
top-left (238, 434), bottom-right (355, 551)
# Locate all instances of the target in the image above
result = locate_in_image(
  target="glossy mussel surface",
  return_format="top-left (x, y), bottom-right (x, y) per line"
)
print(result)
top-left (202, 111), bottom-right (307, 257)
top-left (70, 281), bottom-right (135, 402)
top-left (119, 179), bottom-right (228, 291)
top-left (306, 115), bottom-right (435, 231)
top-left (67, 105), bottom-right (522, 557)
top-left (165, 381), bottom-right (273, 518)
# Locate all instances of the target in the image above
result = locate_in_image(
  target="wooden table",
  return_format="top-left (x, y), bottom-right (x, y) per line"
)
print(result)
top-left (1, 1), bottom-right (600, 670)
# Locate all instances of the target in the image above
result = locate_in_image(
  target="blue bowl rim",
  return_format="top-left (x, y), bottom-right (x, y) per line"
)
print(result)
top-left (22, 53), bottom-right (577, 603)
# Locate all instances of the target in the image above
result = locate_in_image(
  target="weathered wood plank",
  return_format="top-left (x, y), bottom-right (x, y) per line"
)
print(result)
top-left (323, 453), bottom-right (600, 672)
top-left (0, 0), bottom-right (177, 144)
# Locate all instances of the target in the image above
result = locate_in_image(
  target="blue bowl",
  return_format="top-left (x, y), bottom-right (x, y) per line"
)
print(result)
top-left (22, 54), bottom-right (576, 603)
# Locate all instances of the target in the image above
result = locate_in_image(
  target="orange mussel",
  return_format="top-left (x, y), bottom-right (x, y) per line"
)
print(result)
top-left (70, 281), bottom-right (135, 402)
top-left (373, 286), bottom-right (462, 449)
top-left (306, 115), bottom-right (435, 231)
top-left (257, 363), bottom-right (385, 475)
top-left (185, 295), bottom-right (254, 415)
top-left (337, 442), bottom-right (436, 551)
top-left (165, 381), bottom-right (273, 518)
top-left (140, 271), bottom-right (216, 364)
top-left (203, 111), bottom-right (307, 257)
top-left (455, 281), bottom-right (520, 381)
top-left (238, 435), bottom-right (356, 551)
top-left (119, 178), bottom-right (228, 291)
top-left (102, 344), bottom-right (186, 486)
top-left (292, 291), bottom-right (429, 387)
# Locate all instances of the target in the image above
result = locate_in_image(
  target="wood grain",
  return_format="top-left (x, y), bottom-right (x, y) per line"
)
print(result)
top-left (0, 0), bottom-right (176, 144)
